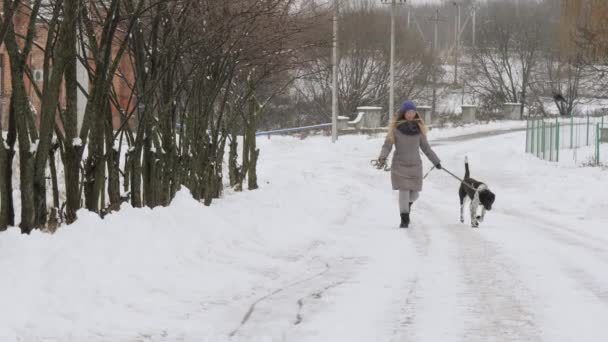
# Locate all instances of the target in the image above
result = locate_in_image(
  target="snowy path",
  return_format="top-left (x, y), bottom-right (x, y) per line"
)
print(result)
top-left (1, 129), bottom-right (608, 341)
top-left (241, 131), bottom-right (608, 342)
top-left (222, 131), bottom-right (608, 342)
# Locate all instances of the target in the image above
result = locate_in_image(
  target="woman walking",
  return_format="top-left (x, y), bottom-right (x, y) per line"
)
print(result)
top-left (377, 101), bottom-right (442, 228)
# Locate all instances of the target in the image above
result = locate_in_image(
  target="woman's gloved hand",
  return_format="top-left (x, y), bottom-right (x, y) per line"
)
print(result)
top-left (435, 163), bottom-right (442, 170)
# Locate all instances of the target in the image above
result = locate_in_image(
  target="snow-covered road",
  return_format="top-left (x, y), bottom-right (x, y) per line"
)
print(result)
top-left (1, 127), bottom-right (607, 341)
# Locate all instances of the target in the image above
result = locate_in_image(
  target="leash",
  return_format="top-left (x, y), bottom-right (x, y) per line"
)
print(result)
top-left (423, 165), bottom-right (435, 179)
top-left (373, 161), bottom-right (476, 192)
top-left (441, 167), bottom-right (478, 192)
top-left (370, 159), bottom-right (390, 171)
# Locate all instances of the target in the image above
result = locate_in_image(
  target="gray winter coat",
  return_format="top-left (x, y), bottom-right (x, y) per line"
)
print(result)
top-left (378, 123), bottom-right (440, 191)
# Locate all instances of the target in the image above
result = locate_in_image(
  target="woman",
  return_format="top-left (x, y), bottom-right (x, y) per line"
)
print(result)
top-left (377, 101), bottom-right (441, 228)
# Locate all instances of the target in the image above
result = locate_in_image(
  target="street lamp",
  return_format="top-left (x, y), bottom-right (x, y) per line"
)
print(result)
top-left (381, 0), bottom-right (406, 119)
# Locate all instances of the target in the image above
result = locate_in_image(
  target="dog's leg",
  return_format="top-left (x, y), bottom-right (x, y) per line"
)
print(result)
top-left (459, 186), bottom-right (466, 223)
top-left (460, 202), bottom-right (465, 223)
top-left (477, 207), bottom-right (486, 223)
top-left (470, 197), bottom-right (479, 228)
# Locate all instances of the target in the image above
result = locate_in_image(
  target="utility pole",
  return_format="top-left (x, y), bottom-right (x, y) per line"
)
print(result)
top-left (472, 5), bottom-right (476, 48)
top-left (390, 0), bottom-right (396, 118)
top-left (458, 3), bottom-right (461, 49)
top-left (381, 0), bottom-right (405, 118)
top-left (429, 9), bottom-right (444, 121)
top-left (471, 4), bottom-right (476, 65)
top-left (453, 1), bottom-right (461, 85)
top-left (331, 0), bottom-right (339, 143)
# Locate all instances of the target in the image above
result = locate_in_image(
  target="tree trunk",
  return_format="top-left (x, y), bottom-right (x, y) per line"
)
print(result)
top-left (228, 131), bottom-right (241, 189)
top-left (5, 105), bottom-right (16, 227)
top-left (4, 18), bottom-right (37, 232)
top-left (49, 144), bottom-right (60, 210)
top-left (63, 30), bottom-right (81, 224)
top-left (106, 116), bottom-right (121, 212)
top-left (33, 0), bottom-right (78, 228)
top-left (0, 142), bottom-right (8, 231)
top-left (248, 101), bottom-right (259, 191)
top-left (130, 145), bottom-right (143, 208)
top-left (11, 74), bottom-right (36, 233)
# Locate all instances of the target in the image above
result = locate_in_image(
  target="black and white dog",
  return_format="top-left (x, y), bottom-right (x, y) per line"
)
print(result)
top-left (459, 157), bottom-right (496, 228)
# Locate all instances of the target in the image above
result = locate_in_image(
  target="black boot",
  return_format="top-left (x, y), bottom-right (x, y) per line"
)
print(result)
top-left (400, 212), bottom-right (410, 228)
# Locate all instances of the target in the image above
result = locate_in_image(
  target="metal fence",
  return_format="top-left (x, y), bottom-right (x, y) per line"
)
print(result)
top-left (525, 115), bottom-right (607, 165)
top-left (255, 123), bottom-right (332, 137)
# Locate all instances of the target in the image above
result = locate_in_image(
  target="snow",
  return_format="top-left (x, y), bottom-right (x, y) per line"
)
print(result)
top-left (356, 106), bottom-right (382, 110)
top-left (28, 100), bottom-right (37, 116)
top-left (29, 140), bottom-right (38, 153)
top-left (1, 125), bottom-right (608, 341)
top-left (538, 97), bottom-right (608, 116)
top-left (73, 138), bottom-right (83, 147)
top-left (2, 135), bottom-right (8, 150)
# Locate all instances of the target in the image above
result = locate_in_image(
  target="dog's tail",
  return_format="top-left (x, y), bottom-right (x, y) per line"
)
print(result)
top-left (464, 156), bottom-right (470, 179)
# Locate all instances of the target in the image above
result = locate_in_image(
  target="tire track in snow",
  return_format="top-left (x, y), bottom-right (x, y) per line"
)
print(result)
top-left (229, 260), bottom-right (331, 337)
top-left (497, 208), bottom-right (608, 265)
top-left (389, 225), bottom-right (431, 341)
top-left (565, 267), bottom-right (608, 305)
top-left (293, 278), bottom-right (347, 325)
top-left (445, 223), bottom-right (542, 342)
top-left (500, 209), bottom-right (608, 310)
top-left (228, 256), bottom-right (361, 339)
top-left (500, 206), bottom-right (608, 248)
top-left (390, 201), bottom-right (466, 342)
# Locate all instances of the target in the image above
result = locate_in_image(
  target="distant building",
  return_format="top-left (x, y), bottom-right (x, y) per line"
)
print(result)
top-left (0, 0), bottom-right (136, 131)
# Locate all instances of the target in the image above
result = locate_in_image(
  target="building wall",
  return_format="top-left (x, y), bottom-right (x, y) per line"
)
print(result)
top-left (0, 0), bottom-right (32, 130)
top-left (0, 7), bottom-right (137, 132)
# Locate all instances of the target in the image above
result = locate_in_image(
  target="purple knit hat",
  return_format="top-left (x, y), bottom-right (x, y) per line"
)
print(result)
top-left (398, 101), bottom-right (416, 115)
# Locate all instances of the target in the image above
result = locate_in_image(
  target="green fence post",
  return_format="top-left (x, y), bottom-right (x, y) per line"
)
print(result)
top-left (532, 119), bottom-right (536, 155)
top-left (556, 117), bottom-right (559, 154)
top-left (597, 124), bottom-right (601, 166)
top-left (533, 119), bottom-right (536, 154)
top-left (537, 119), bottom-right (541, 157)
top-left (570, 116), bottom-right (574, 148)
top-left (542, 121), bottom-right (546, 160)
top-left (550, 123), bottom-right (554, 161)
top-left (586, 114), bottom-right (590, 146)
top-left (526, 119), bottom-right (530, 153)
top-left (556, 122), bottom-right (560, 162)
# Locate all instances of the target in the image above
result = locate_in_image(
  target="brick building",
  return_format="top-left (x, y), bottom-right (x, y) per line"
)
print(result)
top-left (0, 5), bottom-right (136, 131)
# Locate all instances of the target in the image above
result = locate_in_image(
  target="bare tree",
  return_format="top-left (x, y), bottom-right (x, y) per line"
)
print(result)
top-left (0, 0), bottom-right (20, 230)
top-left (3, 0), bottom-right (45, 233)
top-left (469, 1), bottom-right (548, 119)
top-left (294, 1), bottom-right (431, 124)
top-left (0, 0), bottom-right (327, 232)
